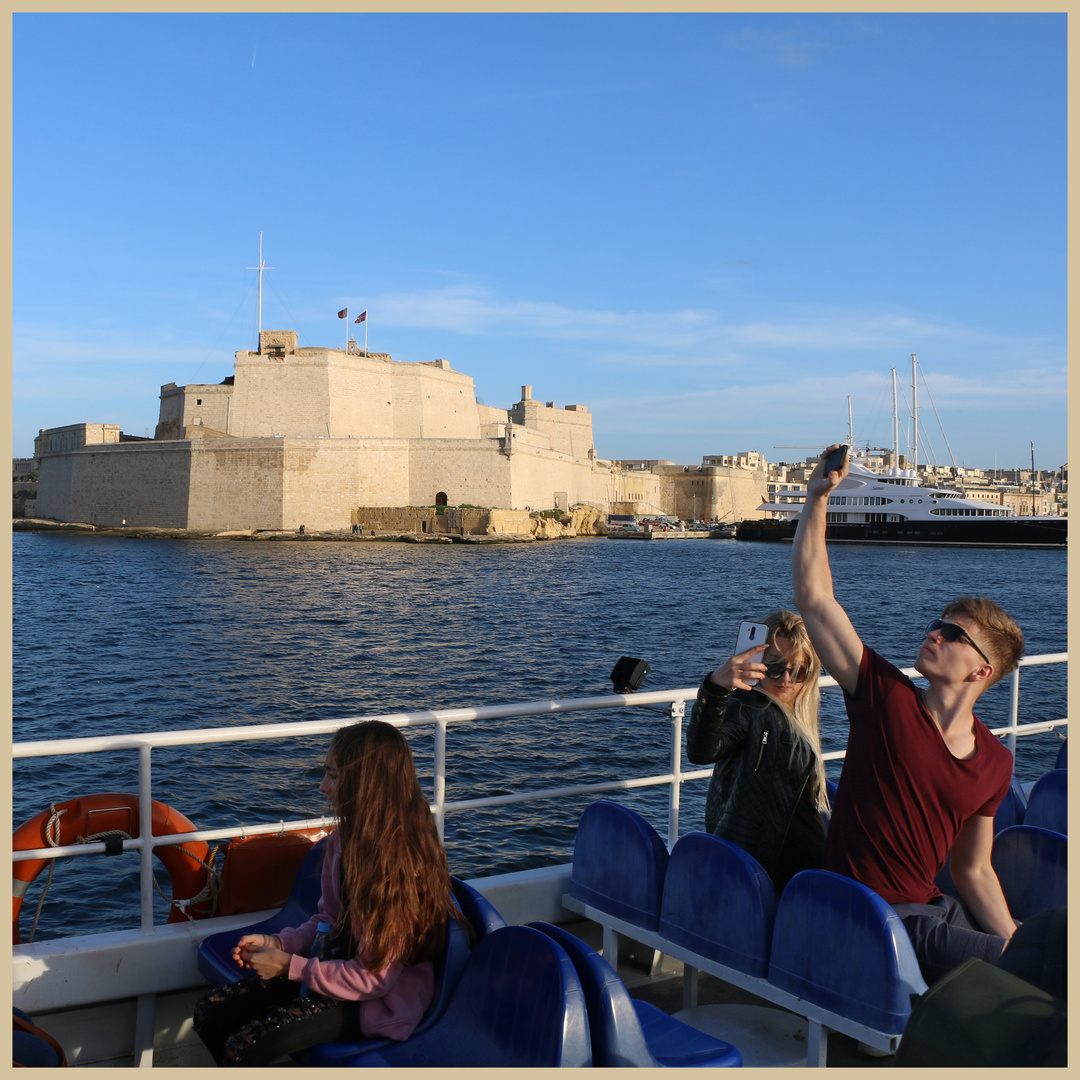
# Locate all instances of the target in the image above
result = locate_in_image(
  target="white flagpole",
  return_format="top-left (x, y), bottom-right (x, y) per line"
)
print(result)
top-left (344, 308), bottom-right (349, 352)
top-left (365, 314), bottom-right (368, 355)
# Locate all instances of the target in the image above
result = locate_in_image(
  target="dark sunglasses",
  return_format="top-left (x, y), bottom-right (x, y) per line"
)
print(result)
top-left (762, 660), bottom-right (809, 684)
top-left (925, 619), bottom-right (992, 667)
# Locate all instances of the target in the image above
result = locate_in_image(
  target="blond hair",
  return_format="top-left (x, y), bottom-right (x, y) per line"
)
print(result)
top-left (942, 596), bottom-right (1024, 687)
top-left (760, 609), bottom-right (828, 813)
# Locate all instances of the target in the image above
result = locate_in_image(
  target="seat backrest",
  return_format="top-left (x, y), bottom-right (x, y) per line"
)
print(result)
top-left (768, 869), bottom-right (927, 1035)
top-left (197, 834), bottom-right (328, 986)
top-left (341, 925), bottom-right (592, 1067)
top-left (569, 800), bottom-right (668, 929)
top-left (991, 825), bottom-right (1067, 921)
top-left (526, 921), bottom-right (656, 1067)
top-left (294, 907), bottom-right (473, 1066)
top-left (994, 774), bottom-right (1028, 833)
top-left (659, 832), bottom-right (777, 977)
top-left (1022, 769), bottom-right (1067, 835)
top-left (451, 876), bottom-right (507, 939)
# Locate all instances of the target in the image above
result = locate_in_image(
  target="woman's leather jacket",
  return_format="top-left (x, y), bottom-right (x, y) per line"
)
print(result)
top-left (685, 674), bottom-right (820, 881)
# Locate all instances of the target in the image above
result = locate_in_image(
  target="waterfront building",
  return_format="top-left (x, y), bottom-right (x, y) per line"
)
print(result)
top-left (31, 331), bottom-right (768, 532)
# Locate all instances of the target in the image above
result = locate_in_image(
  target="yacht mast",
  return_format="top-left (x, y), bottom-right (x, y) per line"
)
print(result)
top-left (891, 368), bottom-right (899, 472)
top-left (846, 396), bottom-right (854, 449)
top-left (911, 353), bottom-right (918, 476)
top-left (1031, 442), bottom-right (1037, 515)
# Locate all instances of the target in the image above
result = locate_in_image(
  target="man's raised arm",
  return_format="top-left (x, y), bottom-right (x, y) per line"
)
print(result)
top-left (791, 447), bottom-right (865, 695)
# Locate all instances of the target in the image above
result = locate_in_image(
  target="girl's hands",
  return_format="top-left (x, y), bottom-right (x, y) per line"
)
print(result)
top-left (232, 934), bottom-right (290, 978)
top-left (710, 644), bottom-right (767, 691)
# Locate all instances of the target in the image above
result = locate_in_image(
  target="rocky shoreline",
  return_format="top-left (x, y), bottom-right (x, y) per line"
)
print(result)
top-left (12, 518), bottom-right (601, 544)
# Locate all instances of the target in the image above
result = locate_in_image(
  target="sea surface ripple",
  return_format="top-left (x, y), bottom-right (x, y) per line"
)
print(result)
top-left (12, 533), bottom-right (1067, 938)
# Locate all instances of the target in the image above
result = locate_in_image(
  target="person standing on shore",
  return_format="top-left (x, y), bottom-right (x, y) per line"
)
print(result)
top-left (790, 445), bottom-right (1022, 984)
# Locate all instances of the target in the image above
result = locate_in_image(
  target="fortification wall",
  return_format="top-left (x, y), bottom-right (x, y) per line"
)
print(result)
top-left (186, 441), bottom-right (287, 531)
top-left (156, 383), bottom-right (233, 440)
top-left (406, 440), bottom-right (512, 508)
top-left (37, 443), bottom-right (192, 528)
top-left (508, 447), bottom-right (611, 511)
top-left (476, 404), bottom-right (511, 438)
top-left (662, 465), bottom-right (768, 521)
top-left (228, 352), bottom-right (337, 438)
top-left (510, 400), bottom-right (594, 457)
top-left (388, 362), bottom-right (481, 440)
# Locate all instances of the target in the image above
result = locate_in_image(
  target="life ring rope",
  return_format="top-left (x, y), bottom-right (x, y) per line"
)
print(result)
top-left (14, 795), bottom-right (220, 944)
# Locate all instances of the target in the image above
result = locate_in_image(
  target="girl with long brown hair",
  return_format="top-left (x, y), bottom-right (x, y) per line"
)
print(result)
top-left (193, 720), bottom-right (461, 1067)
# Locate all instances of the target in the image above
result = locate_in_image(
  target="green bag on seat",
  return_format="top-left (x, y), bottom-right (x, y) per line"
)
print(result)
top-left (894, 957), bottom-right (1066, 1067)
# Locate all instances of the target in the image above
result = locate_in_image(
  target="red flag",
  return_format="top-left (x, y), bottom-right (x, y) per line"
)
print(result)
top-left (337, 308), bottom-right (348, 319)
top-left (355, 311), bottom-right (367, 323)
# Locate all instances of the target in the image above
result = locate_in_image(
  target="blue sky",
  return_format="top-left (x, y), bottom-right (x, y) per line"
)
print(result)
top-left (13, 12), bottom-right (1066, 472)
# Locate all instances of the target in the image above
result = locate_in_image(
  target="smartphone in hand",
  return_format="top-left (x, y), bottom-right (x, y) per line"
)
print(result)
top-left (734, 621), bottom-right (769, 686)
top-left (822, 444), bottom-right (849, 475)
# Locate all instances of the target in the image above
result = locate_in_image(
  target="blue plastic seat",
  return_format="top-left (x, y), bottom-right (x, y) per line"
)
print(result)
top-left (528, 921), bottom-right (741, 1067)
top-left (569, 800), bottom-right (668, 929)
top-left (197, 835), bottom-right (328, 987)
top-left (768, 869), bottom-right (927, 1036)
top-left (1023, 769), bottom-right (1067, 835)
top-left (995, 774), bottom-right (1028, 833)
top-left (334, 925), bottom-right (592, 1067)
top-left (658, 832), bottom-right (777, 978)
top-left (451, 876), bottom-right (506, 939)
top-left (294, 908), bottom-right (473, 1065)
top-left (991, 825), bottom-right (1067, 921)
top-left (935, 775), bottom-right (1029, 900)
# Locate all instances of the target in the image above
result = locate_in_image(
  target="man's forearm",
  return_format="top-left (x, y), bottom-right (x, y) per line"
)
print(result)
top-left (792, 487), bottom-right (833, 610)
top-left (953, 867), bottom-right (1017, 940)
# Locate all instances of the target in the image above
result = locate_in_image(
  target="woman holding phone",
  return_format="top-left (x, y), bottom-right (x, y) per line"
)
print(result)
top-left (686, 609), bottom-right (828, 891)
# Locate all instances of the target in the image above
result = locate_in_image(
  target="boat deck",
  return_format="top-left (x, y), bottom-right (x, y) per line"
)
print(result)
top-left (68, 917), bottom-right (893, 1068)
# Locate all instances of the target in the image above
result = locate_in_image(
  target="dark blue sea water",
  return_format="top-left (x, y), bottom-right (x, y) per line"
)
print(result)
top-left (12, 533), bottom-right (1067, 939)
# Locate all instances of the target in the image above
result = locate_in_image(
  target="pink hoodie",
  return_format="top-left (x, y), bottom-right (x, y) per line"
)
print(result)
top-left (275, 831), bottom-right (435, 1041)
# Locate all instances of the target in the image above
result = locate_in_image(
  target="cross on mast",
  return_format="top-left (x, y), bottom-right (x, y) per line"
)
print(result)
top-left (246, 233), bottom-right (275, 340)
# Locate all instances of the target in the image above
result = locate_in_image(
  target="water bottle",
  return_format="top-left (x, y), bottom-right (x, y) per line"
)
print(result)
top-left (300, 920), bottom-right (333, 998)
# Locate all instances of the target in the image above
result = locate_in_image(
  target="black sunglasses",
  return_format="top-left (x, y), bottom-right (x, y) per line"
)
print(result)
top-left (925, 619), bottom-right (992, 668)
top-left (762, 660), bottom-right (809, 684)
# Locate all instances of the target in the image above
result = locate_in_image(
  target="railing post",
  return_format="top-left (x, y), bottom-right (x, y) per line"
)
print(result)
top-left (138, 743), bottom-right (155, 935)
top-left (433, 719), bottom-right (447, 843)
top-left (1007, 668), bottom-right (1021, 758)
top-left (668, 699), bottom-right (686, 847)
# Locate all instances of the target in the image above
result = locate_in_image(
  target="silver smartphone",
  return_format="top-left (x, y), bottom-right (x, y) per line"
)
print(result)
top-left (734, 621), bottom-right (769, 686)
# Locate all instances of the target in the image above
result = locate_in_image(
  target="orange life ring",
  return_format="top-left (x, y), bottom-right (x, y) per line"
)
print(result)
top-left (12, 793), bottom-right (212, 945)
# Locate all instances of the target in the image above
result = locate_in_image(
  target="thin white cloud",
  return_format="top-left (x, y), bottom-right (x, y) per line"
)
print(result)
top-left (361, 286), bottom-right (1057, 363)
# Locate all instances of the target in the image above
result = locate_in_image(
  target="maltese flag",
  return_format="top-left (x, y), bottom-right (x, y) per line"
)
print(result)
top-left (337, 308), bottom-right (348, 319)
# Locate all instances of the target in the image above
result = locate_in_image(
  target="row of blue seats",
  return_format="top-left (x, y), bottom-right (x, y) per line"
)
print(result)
top-left (564, 799), bottom-right (929, 1065)
top-left (197, 837), bottom-right (742, 1067)
top-left (564, 794), bottom-right (1068, 1065)
top-left (999, 766), bottom-right (1067, 836)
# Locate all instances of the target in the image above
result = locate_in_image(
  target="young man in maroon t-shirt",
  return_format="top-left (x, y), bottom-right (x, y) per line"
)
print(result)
top-left (791, 446), bottom-right (1025, 984)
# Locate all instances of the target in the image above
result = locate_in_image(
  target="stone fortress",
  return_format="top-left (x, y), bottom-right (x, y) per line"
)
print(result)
top-left (31, 331), bottom-right (769, 535)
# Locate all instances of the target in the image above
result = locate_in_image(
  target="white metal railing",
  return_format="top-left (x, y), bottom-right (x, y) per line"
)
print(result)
top-left (12, 653), bottom-right (1067, 936)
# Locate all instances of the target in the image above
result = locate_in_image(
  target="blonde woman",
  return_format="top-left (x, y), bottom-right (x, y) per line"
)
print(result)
top-left (686, 609), bottom-right (829, 891)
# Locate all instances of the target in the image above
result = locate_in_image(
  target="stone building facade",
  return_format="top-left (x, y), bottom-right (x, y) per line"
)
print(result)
top-left (34, 332), bottom-right (632, 531)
